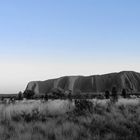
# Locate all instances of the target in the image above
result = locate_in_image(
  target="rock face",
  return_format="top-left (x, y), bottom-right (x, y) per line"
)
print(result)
top-left (25, 71), bottom-right (140, 95)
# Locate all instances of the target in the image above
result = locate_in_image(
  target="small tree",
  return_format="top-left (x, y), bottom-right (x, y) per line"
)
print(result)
top-left (67, 90), bottom-right (72, 101)
top-left (122, 88), bottom-right (127, 98)
top-left (51, 88), bottom-right (65, 99)
top-left (111, 86), bottom-right (118, 102)
top-left (18, 91), bottom-right (23, 100)
top-left (23, 90), bottom-right (35, 99)
top-left (105, 90), bottom-right (110, 99)
top-left (44, 93), bottom-right (48, 101)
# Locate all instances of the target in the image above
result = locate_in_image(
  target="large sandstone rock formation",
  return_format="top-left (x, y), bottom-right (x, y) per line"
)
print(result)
top-left (25, 71), bottom-right (140, 95)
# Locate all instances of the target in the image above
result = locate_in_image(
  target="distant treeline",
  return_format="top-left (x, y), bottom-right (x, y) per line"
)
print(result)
top-left (0, 94), bottom-right (18, 99)
top-left (0, 86), bottom-right (140, 101)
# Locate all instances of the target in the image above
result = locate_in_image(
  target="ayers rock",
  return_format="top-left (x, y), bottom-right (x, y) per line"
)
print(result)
top-left (25, 71), bottom-right (140, 95)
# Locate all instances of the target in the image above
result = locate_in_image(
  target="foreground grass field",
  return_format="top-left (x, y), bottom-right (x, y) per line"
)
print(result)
top-left (0, 99), bottom-right (140, 140)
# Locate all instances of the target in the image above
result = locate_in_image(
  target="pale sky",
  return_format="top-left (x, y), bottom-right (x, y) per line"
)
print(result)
top-left (0, 0), bottom-right (140, 93)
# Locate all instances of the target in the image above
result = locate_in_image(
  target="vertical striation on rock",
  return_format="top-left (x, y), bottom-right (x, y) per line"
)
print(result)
top-left (25, 71), bottom-right (140, 95)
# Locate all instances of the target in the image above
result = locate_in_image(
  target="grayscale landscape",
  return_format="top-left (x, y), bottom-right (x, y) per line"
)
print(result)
top-left (0, 0), bottom-right (140, 140)
top-left (0, 71), bottom-right (140, 140)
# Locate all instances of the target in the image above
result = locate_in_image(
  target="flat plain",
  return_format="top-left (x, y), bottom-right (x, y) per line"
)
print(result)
top-left (0, 98), bottom-right (140, 140)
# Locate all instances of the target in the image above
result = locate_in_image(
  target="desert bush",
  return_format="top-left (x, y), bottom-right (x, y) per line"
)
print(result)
top-left (18, 91), bottom-right (23, 100)
top-left (111, 86), bottom-right (118, 102)
top-left (121, 88), bottom-right (127, 98)
top-left (105, 90), bottom-right (110, 99)
top-left (23, 90), bottom-right (35, 99)
top-left (74, 99), bottom-right (93, 115)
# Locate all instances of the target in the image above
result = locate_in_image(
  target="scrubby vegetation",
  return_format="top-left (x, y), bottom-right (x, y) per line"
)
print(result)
top-left (0, 99), bottom-right (140, 140)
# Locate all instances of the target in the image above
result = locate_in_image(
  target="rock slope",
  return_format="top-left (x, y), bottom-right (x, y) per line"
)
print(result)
top-left (26, 71), bottom-right (140, 95)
